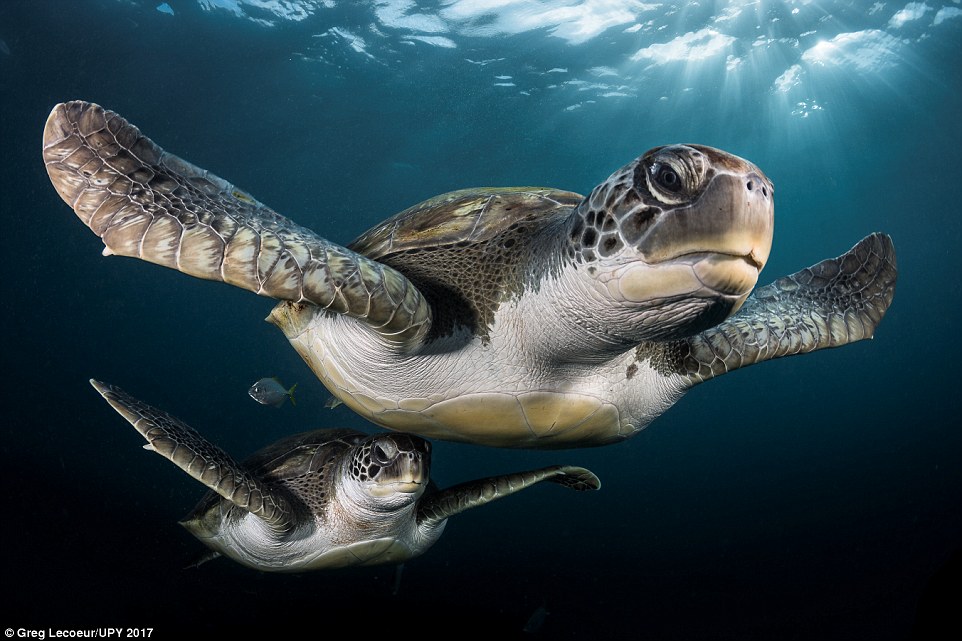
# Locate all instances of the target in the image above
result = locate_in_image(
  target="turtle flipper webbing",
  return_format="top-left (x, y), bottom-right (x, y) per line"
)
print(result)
top-left (680, 232), bottom-right (897, 386)
top-left (89, 379), bottom-right (294, 532)
top-left (43, 102), bottom-right (431, 343)
top-left (416, 465), bottom-right (600, 530)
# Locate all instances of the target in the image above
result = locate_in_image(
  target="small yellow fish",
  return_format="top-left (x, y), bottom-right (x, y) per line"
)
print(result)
top-left (248, 377), bottom-right (297, 407)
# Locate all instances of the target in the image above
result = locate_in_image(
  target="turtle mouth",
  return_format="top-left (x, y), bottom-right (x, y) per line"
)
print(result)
top-left (389, 480), bottom-right (423, 494)
top-left (743, 250), bottom-right (764, 271)
top-left (610, 250), bottom-right (762, 304)
top-left (369, 479), bottom-right (423, 497)
top-left (689, 251), bottom-right (761, 297)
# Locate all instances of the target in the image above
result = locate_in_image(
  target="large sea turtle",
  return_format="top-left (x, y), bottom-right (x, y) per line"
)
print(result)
top-left (90, 379), bottom-right (600, 571)
top-left (44, 101), bottom-right (897, 449)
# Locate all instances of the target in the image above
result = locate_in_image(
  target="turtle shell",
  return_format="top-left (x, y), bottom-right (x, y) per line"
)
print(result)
top-left (349, 187), bottom-right (583, 259)
top-left (182, 428), bottom-right (365, 528)
top-left (348, 188), bottom-right (584, 339)
top-left (243, 428), bottom-right (364, 481)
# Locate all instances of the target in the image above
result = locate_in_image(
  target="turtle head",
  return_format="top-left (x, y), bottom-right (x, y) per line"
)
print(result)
top-left (566, 144), bottom-right (774, 341)
top-left (349, 433), bottom-right (431, 505)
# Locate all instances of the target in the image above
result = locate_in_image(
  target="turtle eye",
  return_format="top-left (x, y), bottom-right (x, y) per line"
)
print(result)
top-left (653, 163), bottom-right (682, 192)
top-left (371, 441), bottom-right (396, 466)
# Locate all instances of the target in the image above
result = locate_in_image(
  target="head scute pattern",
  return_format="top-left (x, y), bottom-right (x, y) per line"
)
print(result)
top-left (352, 437), bottom-right (395, 482)
top-left (350, 434), bottom-right (430, 486)
top-left (568, 160), bottom-right (650, 264)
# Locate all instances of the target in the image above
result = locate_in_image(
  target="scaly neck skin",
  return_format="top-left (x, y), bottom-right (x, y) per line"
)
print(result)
top-left (516, 196), bottom-right (749, 369)
top-left (207, 509), bottom-right (317, 571)
top-left (515, 216), bottom-right (643, 367)
top-left (332, 459), bottom-right (419, 536)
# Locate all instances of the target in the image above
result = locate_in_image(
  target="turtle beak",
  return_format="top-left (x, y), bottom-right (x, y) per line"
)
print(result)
top-left (638, 170), bottom-right (774, 273)
top-left (390, 480), bottom-right (423, 494)
top-left (614, 165), bottom-right (774, 307)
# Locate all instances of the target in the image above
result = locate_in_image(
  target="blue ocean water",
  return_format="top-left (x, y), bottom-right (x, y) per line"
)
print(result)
top-left (1, 1), bottom-right (960, 638)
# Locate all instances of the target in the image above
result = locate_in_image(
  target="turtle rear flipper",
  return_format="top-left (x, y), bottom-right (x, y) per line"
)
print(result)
top-left (184, 550), bottom-right (222, 570)
top-left (89, 379), bottom-right (294, 532)
top-left (44, 102), bottom-right (430, 342)
top-left (416, 465), bottom-right (600, 530)
top-left (681, 232), bottom-right (897, 385)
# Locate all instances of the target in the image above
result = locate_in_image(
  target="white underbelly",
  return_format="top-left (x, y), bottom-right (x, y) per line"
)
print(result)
top-left (286, 310), bottom-right (686, 449)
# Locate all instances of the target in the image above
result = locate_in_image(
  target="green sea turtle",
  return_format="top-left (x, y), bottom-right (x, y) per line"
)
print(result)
top-left (90, 379), bottom-right (599, 571)
top-left (44, 101), bottom-right (897, 449)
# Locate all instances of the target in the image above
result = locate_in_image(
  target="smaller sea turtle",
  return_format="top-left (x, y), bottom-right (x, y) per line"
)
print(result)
top-left (90, 380), bottom-right (600, 572)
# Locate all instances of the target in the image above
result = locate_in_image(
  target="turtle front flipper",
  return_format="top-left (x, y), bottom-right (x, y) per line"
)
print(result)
top-left (416, 465), bottom-right (600, 530)
top-left (680, 232), bottom-right (897, 385)
top-left (43, 102), bottom-right (431, 343)
top-left (89, 379), bottom-right (295, 532)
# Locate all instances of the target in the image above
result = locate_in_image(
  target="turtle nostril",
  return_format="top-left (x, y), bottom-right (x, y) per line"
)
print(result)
top-left (746, 174), bottom-right (770, 199)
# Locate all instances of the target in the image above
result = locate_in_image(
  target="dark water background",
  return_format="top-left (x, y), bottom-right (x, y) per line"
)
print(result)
top-left (2, 1), bottom-right (961, 638)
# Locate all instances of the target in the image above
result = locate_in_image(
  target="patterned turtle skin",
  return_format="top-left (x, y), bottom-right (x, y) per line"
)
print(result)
top-left (91, 380), bottom-right (600, 571)
top-left (45, 101), bottom-right (897, 449)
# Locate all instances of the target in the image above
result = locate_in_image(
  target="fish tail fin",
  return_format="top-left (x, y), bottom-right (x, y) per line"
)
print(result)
top-left (288, 383), bottom-right (297, 406)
